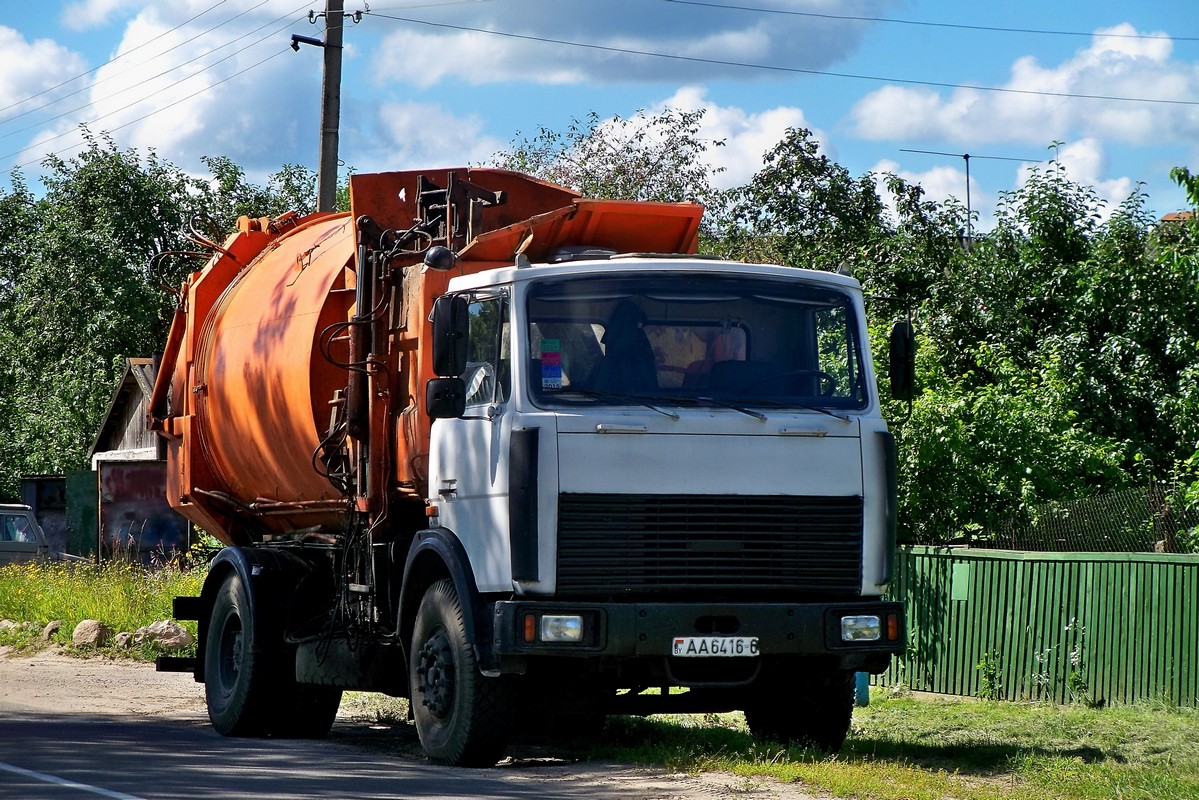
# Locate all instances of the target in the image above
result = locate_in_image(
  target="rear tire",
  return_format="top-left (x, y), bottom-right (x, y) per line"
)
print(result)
top-left (744, 667), bottom-right (854, 752)
top-left (205, 570), bottom-right (341, 739)
top-left (409, 579), bottom-right (514, 766)
top-left (205, 573), bottom-right (273, 736)
top-left (271, 684), bottom-right (343, 739)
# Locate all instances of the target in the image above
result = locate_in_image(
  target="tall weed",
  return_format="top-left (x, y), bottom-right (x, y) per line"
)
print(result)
top-left (0, 560), bottom-right (204, 648)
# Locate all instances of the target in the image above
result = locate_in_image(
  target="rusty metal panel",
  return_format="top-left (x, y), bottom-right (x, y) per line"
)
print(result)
top-left (883, 547), bottom-right (1199, 707)
top-left (98, 461), bottom-right (190, 563)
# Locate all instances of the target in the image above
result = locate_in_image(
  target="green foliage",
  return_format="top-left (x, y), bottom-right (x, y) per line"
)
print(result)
top-left (716, 127), bottom-right (889, 273)
top-left (492, 107), bottom-right (725, 209)
top-left (199, 156), bottom-right (318, 231)
top-left (0, 133), bottom-right (319, 500)
top-left (1171, 166), bottom-right (1199, 208)
top-left (976, 650), bottom-right (1003, 700)
top-left (879, 158), bottom-right (1197, 545)
top-left (0, 132), bottom-right (201, 497)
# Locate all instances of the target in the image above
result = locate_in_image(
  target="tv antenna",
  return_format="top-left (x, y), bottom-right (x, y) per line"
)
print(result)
top-left (900, 149), bottom-right (1039, 246)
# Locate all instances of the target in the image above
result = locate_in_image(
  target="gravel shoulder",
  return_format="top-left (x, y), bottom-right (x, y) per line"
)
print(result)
top-left (0, 647), bottom-right (826, 800)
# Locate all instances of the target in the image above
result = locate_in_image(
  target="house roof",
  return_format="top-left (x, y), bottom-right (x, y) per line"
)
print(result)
top-left (87, 357), bottom-right (157, 460)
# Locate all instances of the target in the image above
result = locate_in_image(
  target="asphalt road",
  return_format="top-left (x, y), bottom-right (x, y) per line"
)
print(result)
top-left (0, 708), bottom-right (662, 799)
top-left (0, 651), bottom-right (817, 800)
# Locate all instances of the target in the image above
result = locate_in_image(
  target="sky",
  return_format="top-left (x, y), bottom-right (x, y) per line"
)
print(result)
top-left (3, 0), bottom-right (1197, 232)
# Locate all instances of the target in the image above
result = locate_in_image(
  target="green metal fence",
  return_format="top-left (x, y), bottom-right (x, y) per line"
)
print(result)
top-left (881, 546), bottom-right (1199, 707)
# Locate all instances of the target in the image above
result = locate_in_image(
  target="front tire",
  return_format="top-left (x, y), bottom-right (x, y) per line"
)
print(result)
top-left (744, 667), bottom-right (854, 752)
top-left (409, 579), bottom-right (514, 766)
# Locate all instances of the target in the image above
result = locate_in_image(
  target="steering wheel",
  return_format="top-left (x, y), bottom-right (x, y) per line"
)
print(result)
top-left (748, 369), bottom-right (837, 397)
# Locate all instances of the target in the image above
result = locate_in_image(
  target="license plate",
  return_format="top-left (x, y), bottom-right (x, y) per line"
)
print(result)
top-left (671, 636), bottom-right (759, 657)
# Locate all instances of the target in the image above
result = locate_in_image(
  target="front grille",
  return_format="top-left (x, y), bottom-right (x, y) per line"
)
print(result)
top-left (556, 493), bottom-right (863, 597)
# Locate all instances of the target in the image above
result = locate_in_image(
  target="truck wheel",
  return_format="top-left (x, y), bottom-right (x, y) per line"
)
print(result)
top-left (270, 684), bottom-right (343, 739)
top-left (205, 573), bottom-right (273, 736)
top-left (409, 579), bottom-right (514, 766)
top-left (744, 668), bottom-right (854, 753)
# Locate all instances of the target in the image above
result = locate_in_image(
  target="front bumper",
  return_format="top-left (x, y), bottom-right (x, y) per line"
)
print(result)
top-left (491, 599), bottom-right (904, 673)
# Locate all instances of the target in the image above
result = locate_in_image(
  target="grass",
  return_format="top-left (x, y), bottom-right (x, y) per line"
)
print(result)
top-left (340, 687), bottom-right (1199, 799)
top-left (3, 561), bottom-right (1197, 798)
top-left (586, 693), bottom-right (1199, 800)
top-left (0, 560), bottom-right (204, 659)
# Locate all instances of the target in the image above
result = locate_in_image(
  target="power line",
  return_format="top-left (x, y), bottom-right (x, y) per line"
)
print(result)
top-left (366, 0), bottom-right (495, 9)
top-left (0, 0), bottom-right (233, 118)
top-left (6, 46), bottom-right (293, 176)
top-left (367, 13), bottom-right (1199, 107)
top-left (661, 0), bottom-right (1199, 43)
top-left (1, 6), bottom-right (310, 141)
top-left (1, 16), bottom-right (305, 170)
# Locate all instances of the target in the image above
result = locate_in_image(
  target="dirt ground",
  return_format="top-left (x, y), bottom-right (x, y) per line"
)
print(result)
top-left (0, 647), bottom-right (827, 800)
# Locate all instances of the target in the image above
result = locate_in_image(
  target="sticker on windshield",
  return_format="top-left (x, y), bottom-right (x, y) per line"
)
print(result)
top-left (540, 339), bottom-right (562, 390)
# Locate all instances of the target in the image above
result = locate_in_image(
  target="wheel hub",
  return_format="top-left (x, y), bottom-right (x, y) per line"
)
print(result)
top-left (416, 629), bottom-right (455, 719)
top-left (218, 620), bottom-right (244, 689)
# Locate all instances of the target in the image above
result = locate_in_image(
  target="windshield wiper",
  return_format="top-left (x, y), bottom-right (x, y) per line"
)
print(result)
top-left (629, 393), bottom-right (768, 422)
top-left (724, 396), bottom-right (850, 421)
top-left (694, 395), bottom-right (768, 422)
top-left (569, 388), bottom-right (681, 420)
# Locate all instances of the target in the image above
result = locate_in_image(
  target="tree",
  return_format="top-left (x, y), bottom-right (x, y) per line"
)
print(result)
top-left (492, 108), bottom-right (725, 208)
top-left (0, 133), bottom-right (323, 500)
top-left (715, 127), bottom-right (889, 273)
top-left (889, 157), bottom-right (1199, 545)
top-left (199, 156), bottom-right (319, 232)
top-left (0, 133), bottom-right (202, 497)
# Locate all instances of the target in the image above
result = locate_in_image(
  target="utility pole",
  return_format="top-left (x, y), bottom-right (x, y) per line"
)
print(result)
top-left (900, 148), bottom-right (1037, 248)
top-left (317, 0), bottom-right (344, 212)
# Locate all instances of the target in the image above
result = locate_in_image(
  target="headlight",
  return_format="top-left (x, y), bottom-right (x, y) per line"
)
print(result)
top-left (539, 614), bottom-right (585, 643)
top-left (841, 615), bottom-right (882, 642)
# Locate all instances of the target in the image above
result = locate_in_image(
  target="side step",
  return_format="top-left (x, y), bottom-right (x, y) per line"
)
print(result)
top-left (172, 595), bottom-right (203, 621)
top-left (159, 596), bottom-right (202, 675)
top-left (156, 656), bottom-right (198, 673)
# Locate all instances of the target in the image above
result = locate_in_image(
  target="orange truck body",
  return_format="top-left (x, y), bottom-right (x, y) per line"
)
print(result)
top-left (150, 167), bottom-right (702, 545)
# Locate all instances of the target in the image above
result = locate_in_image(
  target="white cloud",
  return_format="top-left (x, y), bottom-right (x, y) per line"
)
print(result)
top-left (0, 27), bottom-right (88, 121)
top-left (372, 0), bottom-right (898, 87)
top-left (651, 87), bottom-right (824, 189)
top-left (374, 30), bottom-right (591, 90)
top-left (363, 102), bottom-right (504, 170)
top-left (850, 22), bottom-right (1199, 147)
top-left (10, 3), bottom-right (324, 175)
top-left (60, 0), bottom-right (143, 32)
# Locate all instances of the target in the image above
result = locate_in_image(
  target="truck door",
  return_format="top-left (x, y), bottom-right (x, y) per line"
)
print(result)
top-left (430, 294), bottom-right (514, 592)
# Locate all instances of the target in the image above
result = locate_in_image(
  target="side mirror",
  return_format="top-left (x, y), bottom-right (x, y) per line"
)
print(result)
top-left (431, 295), bottom-right (468, 376)
top-left (426, 377), bottom-right (466, 419)
top-left (888, 320), bottom-right (916, 402)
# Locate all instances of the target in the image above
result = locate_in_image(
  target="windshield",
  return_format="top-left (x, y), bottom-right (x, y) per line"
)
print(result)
top-left (526, 274), bottom-right (868, 411)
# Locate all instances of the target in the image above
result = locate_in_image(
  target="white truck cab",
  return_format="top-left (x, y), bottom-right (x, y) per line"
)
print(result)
top-left (424, 254), bottom-right (906, 750)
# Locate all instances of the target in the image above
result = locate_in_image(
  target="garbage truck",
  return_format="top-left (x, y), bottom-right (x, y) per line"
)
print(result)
top-left (151, 167), bottom-right (911, 766)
